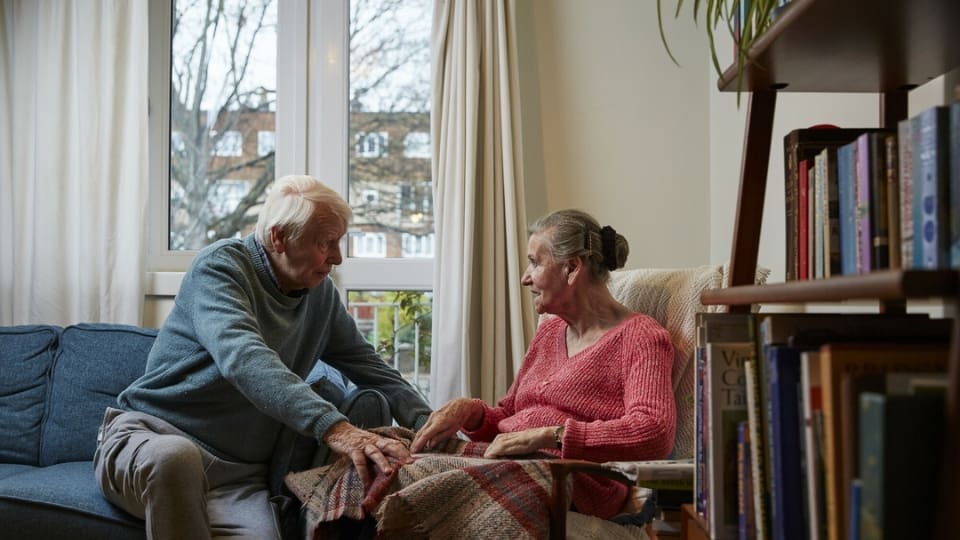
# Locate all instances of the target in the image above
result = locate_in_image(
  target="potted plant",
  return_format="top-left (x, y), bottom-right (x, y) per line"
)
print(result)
top-left (657, 0), bottom-right (784, 96)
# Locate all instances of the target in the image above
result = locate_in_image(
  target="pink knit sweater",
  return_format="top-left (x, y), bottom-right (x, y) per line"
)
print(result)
top-left (463, 312), bottom-right (676, 519)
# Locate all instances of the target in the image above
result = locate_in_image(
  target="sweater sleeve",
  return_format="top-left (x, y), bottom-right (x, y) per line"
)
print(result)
top-left (318, 294), bottom-right (433, 430)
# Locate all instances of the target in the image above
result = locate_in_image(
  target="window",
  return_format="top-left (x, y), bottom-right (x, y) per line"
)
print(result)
top-left (211, 131), bottom-right (244, 157)
top-left (351, 232), bottom-right (386, 258)
top-left (258, 131), bottom-right (276, 157)
top-left (403, 131), bottom-right (430, 159)
top-left (402, 233), bottom-right (434, 258)
top-left (149, 0), bottom-right (435, 397)
top-left (354, 131), bottom-right (388, 158)
top-left (150, 0), bottom-right (277, 256)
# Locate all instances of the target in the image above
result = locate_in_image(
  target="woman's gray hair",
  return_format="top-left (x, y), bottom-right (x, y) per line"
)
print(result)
top-left (528, 209), bottom-right (629, 282)
top-left (255, 175), bottom-right (351, 248)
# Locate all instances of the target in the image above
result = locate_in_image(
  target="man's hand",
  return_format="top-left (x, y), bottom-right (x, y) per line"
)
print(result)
top-left (323, 421), bottom-right (413, 487)
top-left (410, 398), bottom-right (483, 453)
top-left (483, 426), bottom-right (556, 458)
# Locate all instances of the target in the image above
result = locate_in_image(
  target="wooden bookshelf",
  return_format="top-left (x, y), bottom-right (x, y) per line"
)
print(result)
top-left (703, 0), bottom-right (960, 538)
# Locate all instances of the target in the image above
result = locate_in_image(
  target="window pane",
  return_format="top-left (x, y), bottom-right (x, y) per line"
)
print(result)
top-left (347, 289), bottom-right (432, 399)
top-left (348, 0), bottom-right (432, 258)
top-left (169, 0), bottom-right (277, 250)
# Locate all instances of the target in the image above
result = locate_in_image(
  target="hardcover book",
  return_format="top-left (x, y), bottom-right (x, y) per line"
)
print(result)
top-left (859, 390), bottom-right (944, 540)
top-left (783, 128), bottom-right (881, 280)
top-left (912, 105), bottom-right (950, 269)
top-left (818, 343), bottom-right (948, 540)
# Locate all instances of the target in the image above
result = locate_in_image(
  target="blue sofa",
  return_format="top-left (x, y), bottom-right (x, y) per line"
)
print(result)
top-left (0, 323), bottom-right (390, 539)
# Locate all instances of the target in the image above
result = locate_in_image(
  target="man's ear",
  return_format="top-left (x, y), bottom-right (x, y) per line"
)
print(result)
top-left (269, 226), bottom-right (287, 254)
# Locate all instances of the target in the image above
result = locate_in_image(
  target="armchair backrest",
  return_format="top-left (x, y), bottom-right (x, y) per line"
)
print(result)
top-left (606, 265), bottom-right (768, 459)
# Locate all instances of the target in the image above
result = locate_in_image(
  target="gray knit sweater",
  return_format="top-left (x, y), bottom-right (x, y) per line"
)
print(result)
top-left (119, 235), bottom-right (431, 463)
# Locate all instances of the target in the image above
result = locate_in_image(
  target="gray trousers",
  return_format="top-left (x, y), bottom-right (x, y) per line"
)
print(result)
top-left (93, 407), bottom-right (282, 540)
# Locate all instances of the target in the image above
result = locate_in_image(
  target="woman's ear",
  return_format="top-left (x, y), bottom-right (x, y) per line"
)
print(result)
top-left (566, 257), bottom-right (584, 285)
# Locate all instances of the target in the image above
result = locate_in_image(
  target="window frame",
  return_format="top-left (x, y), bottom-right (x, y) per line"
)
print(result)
top-left (147, 0), bottom-right (433, 295)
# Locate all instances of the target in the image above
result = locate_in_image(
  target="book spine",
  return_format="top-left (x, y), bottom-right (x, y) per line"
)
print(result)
top-left (767, 347), bottom-right (806, 540)
top-left (801, 351), bottom-right (824, 540)
top-left (915, 106), bottom-right (950, 268)
top-left (824, 147), bottom-right (842, 277)
top-left (950, 101), bottom-right (960, 268)
top-left (898, 118), bottom-right (914, 268)
top-left (815, 153), bottom-right (826, 279)
top-left (738, 421), bottom-right (756, 540)
top-left (785, 134), bottom-right (799, 281)
top-left (854, 134), bottom-right (872, 273)
top-left (799, 159), bottom-right (811, 280)
top-left (911, 114), bottom-right (924, 268)
top-left (868, 133), bottom-right (890, 270)
top-left (744, 359), bottom-right (768, 540)
top-left (884, 134), bottom-right (901, 270)
top-left (837, 142), bottom-right (858, 275)
top-left (708, 338), bottom-right (754, 539)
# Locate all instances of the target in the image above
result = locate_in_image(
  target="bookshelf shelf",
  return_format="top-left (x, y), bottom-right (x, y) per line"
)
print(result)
top-left (718, 0), bottom-right (960, 94)
top-left (703, 0), bottom-right (960, 538)
top-left (702, 270), bottom-right (959, 305)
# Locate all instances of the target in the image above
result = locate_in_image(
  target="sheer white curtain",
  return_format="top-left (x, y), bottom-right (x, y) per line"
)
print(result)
top-left (430, 0), bottom-right (535, 406)
top-left (0, 0), bottom-right (148, 326)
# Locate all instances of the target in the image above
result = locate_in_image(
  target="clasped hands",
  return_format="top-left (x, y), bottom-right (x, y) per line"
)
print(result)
top-left (325, 398), bottom-right (560, 487)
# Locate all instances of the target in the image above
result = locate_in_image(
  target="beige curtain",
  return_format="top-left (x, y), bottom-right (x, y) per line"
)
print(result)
top-left (0, 0), bottom-right (148, 326)
top-left (429, 0), bottom-right (535, 406)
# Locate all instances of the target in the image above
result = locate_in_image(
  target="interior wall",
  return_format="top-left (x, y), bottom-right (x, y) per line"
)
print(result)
top-left (517, 0), bottom-right (711, 269)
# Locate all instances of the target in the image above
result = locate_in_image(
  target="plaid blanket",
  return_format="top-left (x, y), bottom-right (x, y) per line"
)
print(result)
top-left (284, 426), bottom-right (563, 539)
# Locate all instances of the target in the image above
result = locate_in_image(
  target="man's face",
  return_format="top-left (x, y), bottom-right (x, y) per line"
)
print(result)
top-left (270, 214), bottom-right (346, 292)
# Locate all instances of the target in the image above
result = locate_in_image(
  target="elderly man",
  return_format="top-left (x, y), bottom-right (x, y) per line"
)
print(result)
top-left (94, 175), bottom-right (431, 539)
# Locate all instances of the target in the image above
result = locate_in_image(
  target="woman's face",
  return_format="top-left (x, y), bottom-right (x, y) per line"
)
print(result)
top-left (521, 232), bottom-right (570, 314)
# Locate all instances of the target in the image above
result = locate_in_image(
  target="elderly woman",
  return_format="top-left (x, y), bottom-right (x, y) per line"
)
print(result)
top-left (411, 208), bottom-right (676, 519)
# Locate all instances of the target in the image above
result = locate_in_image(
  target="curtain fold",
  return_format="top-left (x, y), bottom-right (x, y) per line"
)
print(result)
top-left (0, 0), bottom-right (148, 326)
top-left (430, 0), bottom-right (534, 406)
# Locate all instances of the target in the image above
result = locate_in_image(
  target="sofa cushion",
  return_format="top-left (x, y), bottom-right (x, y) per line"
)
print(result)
top-left (0, 461), bottom-right (144, 540)
top-left (0, 325), bottom-right (60, 465)
top-left (40, 324), bottom-right (157, 466)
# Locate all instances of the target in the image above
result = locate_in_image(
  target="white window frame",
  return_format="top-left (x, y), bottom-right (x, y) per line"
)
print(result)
top-left (352, 232), bottom-right (387, 258)
top-left (147, 0), bottom-right (432, 296)
top-left (309, 0), bottom-right (433, 296)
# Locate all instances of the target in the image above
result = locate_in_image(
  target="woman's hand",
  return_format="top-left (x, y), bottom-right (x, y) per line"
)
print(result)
top-left (410, 398), bottom-right (483, 453)
top-left (483, 426), bottom-right (557, 458)
top-left (323, 421), bottom-right (413, 487)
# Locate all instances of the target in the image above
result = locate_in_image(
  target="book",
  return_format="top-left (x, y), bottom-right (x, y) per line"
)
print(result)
top-left (867, 131), bottom-right (893, 270)
top-left (814, 152), bottom-right (825, 278)
top-left (913, 105), bottom-right (950, 269)
top-left (818, 343), bottom-right (948, 540)
top-left (819, 146), bottom-right (842, 277)
top-left (883, 135), bottom-right (900, 270)
top-left (603, 459), bottom-right (695, 491)
top-left (799, 158), bottom-right (812, 280)
top-left (859, 390), bottom-right (944, 540)
top-left (764, 345), bottom-right (808, 540)
top-left (743, 359), bottom-right (768, 540)
top-left (783, 128), bottom-right (878, 280)
top-left (854, 133), bottom-right (872, 273)
top-left (849, 479), bottom-right (862, 540)
top-left (950, 101), bottom-right (960, 268)
top-left (837, 141), bottom-right (858, 275)
top-left (897, 118), bottom-right (914, 268)
top-left (800, 351), bottom-right (825, 540)
top-left (737, 421), bottom-right (756, 540)
top-left (704, 314), bottom-right (756, 539)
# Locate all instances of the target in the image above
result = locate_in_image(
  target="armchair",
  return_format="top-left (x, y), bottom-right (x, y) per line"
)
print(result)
top-left (549, 264), bottom-right (768, 539)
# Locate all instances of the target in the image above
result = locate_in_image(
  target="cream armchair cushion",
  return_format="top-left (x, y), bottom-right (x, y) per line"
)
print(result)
top-left (606, 265), bottom-right (769, 459)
